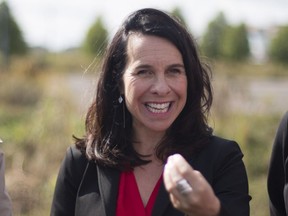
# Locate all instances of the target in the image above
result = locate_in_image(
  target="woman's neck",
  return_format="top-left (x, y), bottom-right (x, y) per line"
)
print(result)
top-left (131, 127), bottom-right (165, 156)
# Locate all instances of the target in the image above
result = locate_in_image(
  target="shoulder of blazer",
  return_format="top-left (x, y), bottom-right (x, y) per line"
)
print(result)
top-left (64, 145), bottom-right (91, 189)
top-left (189, 136), bottom-right (244, 171)
top-left (68, 146), bottom-right (100, 201)
top-left (203, 135), bottom-right (243, 157)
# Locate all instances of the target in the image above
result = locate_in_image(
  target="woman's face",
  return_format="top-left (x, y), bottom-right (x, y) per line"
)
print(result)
top-left (122, 34), bottom-right (187, 135)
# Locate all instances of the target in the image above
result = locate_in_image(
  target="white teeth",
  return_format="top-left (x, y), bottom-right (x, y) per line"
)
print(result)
top-left (146, 103), bottom-right (170, 113)
top-left (147, 103), bottom-right (170, 109)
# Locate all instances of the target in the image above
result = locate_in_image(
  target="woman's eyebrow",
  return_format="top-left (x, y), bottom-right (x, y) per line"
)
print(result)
top-left (133, 63), bottom-right (185, 70)
top-left (134, 64), bottom-right (153, 70)
top-left (168, 64), bottom-right (185, 68)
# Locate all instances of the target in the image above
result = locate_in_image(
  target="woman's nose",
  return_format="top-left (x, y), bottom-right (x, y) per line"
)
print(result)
top-left (151, 75), bottom-right (171, 95)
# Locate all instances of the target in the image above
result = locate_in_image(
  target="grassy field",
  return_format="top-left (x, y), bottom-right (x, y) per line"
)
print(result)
top-left (0, 53), bottom-right (287, 215)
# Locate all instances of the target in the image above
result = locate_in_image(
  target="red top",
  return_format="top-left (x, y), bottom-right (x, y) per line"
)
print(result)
top-left (116, 171), bottom-right (163, 216)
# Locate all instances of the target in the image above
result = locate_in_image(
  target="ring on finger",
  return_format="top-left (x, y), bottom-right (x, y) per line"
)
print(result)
top-left (176, 178), bottom-right (193, 194)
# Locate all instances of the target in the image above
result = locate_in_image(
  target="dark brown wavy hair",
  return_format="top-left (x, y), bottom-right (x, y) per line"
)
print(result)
top-left (75, 8), bottom-right (213, 170)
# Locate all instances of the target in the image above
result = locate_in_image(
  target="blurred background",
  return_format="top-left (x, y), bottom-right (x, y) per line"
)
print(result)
top-left (1, 0), bottom-right (288, 215)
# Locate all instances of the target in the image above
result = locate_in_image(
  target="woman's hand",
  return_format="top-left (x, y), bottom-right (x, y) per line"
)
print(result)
top-left (163, 154), bottom-right (220, 216)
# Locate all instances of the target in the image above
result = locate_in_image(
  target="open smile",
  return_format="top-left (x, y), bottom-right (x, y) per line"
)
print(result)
top-left (145, 102), bottom-right (171, 113)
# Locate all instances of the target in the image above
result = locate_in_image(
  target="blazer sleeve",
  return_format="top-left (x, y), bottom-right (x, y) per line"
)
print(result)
top-left (267, 111), bottom-right (288, 216)
top-left (193, 137), bottom-right (251, 216)
top-left (50, 146), bottom-right (88, 216)
top-left (214, 140), bottom-right (251, 216)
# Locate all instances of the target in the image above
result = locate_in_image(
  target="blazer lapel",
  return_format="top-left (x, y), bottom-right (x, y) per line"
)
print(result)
top-left (151, 183), bottom-right (171, 216)
top-left (97, 165), bottom-right (120, 216)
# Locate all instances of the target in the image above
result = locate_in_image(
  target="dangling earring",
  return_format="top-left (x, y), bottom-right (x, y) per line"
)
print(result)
top-left (118, 95), bottom-right (123, 104)
top-left (118, 95), bottom-right (125, 128)
top-left (122, 102), bottom-right (126, 129)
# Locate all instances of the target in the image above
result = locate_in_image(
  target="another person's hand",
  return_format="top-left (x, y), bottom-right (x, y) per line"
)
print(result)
top-left (163, 154), bottom-right (220, 216)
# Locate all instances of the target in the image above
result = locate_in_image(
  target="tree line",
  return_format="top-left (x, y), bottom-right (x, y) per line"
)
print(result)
top-left (1, 2), bottom-right (288, 65)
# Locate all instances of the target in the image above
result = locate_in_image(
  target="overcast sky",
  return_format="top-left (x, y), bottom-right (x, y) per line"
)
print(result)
top-left (3, 0), bottom-right (288, 51)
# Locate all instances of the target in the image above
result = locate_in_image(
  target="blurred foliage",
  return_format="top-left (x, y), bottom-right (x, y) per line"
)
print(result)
top-left (0, 1), bottom-right (27, 66)
top-left (268, 25), bottom-right (288, 64)
top-left (211, 60), bottom-right (288, 77)
top-left (201, 12), bottom-right (250, 61)
top-left (221, 23), bottom-right (250, 61)
top-left (0, 54), bottom-right (88, 215)
top-left (201, 12), bottom-right (228, 59)
top-left (82, 16), bottom-right (108, 57)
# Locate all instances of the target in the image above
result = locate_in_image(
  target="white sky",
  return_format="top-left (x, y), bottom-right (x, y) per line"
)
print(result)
top-left (3, 0), bottom-right (288, 51)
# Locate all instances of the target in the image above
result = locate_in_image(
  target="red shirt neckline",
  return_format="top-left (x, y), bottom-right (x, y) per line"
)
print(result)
top-left (116, 171), bottom-right (163, 216)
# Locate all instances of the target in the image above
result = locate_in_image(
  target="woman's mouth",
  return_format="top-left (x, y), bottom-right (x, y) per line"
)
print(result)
top-left (145, 102), bottom-right (171, 113)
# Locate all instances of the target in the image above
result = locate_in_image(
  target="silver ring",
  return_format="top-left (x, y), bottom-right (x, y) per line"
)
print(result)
top-left (176, 179), bottom-right (193, 194)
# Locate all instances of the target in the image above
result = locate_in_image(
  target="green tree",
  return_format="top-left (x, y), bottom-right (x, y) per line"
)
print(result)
top-left (268, 25), bottom-right (288, 63)
top-left (200, 12), bottom-right (228, 58)
top-left (82, 16), bottom-right (108, 56)
top-left (171, 7), bottom-right (187, 27)
top-left (221, 23), bottom-right (250, 60)
top-left (0, 1), bottom-right (27, 58)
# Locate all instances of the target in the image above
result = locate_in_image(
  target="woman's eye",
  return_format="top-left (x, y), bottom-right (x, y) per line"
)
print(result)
top-left (137, 70), bottom-right (151, 75)
top-left (169, 68), bottom-right (183, 74)
top-left (137, 70), bottom-right (146, 74)
top-left (172, 69), bottom-right (180, 73)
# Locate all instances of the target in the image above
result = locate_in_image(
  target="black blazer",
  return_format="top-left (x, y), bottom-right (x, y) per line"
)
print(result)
top-left (51, 136), bottom-right (250, 216)
top-left (268, 111), bottom-right (288, 216)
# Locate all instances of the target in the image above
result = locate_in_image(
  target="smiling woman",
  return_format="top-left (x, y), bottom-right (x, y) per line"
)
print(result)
top-left (123, 34), bottom-right (187, 134)
top-left (51, 8), bottom-right (250, 216)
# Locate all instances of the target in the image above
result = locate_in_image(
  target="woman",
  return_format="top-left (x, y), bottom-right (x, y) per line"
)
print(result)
top-left (51, 8), bottom-right (250, 216)
top-left (268, 111), bottom-right (288, 216)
